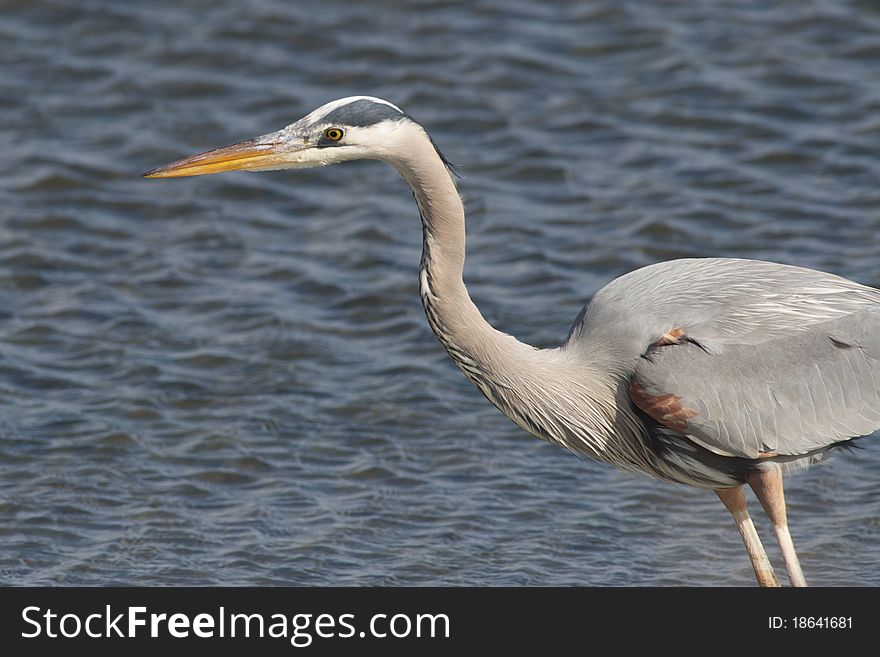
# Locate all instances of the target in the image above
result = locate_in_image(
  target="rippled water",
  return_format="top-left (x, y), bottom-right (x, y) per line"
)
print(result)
top-left (1, 0), bottom-right (879, 586)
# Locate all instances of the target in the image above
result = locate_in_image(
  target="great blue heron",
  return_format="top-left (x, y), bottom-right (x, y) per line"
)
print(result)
top-left (145, 96), bottom-right (880, 587)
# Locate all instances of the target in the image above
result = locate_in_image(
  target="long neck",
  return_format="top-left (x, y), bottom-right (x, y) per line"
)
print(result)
top-left (386, 127), bottom-right (535, 380)
top-left (381, 124), bottom-right (647, 467)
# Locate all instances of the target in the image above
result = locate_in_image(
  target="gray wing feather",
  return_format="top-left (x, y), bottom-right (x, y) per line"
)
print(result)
top-left (569, 258), bottom-right (880, 458)
top-left (633, 308), bottom-right (880, 457)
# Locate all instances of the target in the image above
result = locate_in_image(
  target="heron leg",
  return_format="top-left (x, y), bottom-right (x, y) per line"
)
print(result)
top-left (746, 466), bottom-right (807, 587)
top-left (715, 486), bottom-right (780, 587)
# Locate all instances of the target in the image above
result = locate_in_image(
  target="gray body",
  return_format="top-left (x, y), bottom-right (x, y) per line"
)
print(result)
top-left (146, 95), bottom-right (880, 585)
top-left (559, 258), bottom-right (880, 487)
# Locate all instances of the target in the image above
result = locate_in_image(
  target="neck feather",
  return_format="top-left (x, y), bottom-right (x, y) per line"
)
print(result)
top-left (382, 124), bottom-right (532, 378)
top-left (379, 123), bottom-right (633, 466)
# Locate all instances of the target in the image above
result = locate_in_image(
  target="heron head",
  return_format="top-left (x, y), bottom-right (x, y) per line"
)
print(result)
top-left (143, 96), bottom-right (419, 178)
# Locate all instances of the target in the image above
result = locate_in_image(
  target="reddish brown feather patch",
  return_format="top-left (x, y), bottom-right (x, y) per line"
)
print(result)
top-left (628, 378), bottom-right (698, 431)
top-left (656, 327), bottom-right (685, 347)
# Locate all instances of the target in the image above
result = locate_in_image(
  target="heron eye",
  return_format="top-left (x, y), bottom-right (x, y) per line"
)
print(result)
top-left (324, 128), bottom-right (344, 142)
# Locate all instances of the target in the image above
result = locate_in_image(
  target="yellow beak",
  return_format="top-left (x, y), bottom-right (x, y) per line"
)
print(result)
top-left (143, 138), bottom-right (290, 178)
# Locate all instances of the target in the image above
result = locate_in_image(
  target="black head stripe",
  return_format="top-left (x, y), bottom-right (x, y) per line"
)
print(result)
top-left (319, 99), bottom-right (407, 127)
top-left (311, 99), bottom-right (455, 175)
